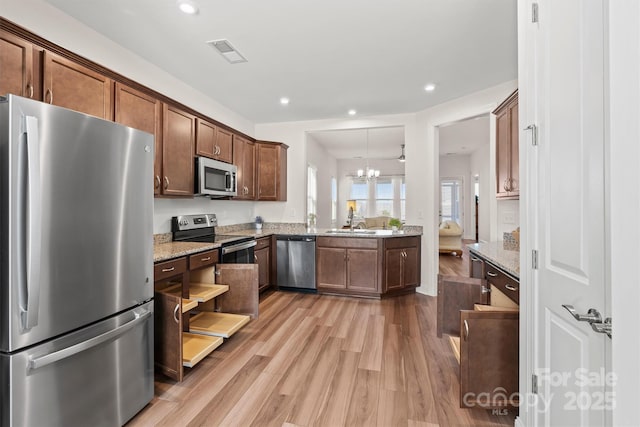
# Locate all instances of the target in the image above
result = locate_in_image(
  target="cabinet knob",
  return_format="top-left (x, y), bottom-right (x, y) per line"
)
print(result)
top-left (164, 176), bottom-right (169, 190)
top-left (26, 83), bottom-right (34, 98)
top-left (155, 176), bottom-right (161, 189)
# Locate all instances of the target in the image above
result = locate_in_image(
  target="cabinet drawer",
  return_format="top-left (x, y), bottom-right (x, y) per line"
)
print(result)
top-left (189, 249), bottom-right (219, 270)
top-left (485, 263), bottom-right (519, 304)
top-left (384, 236), bottom-right (420, 250)
top-left (154, 257), bottom-right (188, 282)
top-left (317, 236), bottom-right (379, 249)
top-left (255, 236), bottom-right (271, 251)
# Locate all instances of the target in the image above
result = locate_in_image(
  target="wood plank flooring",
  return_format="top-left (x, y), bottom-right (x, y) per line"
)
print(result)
top-left (128, 288), bottom-right (516, 426)
top-left (438, 239), bottom-right (476, 277)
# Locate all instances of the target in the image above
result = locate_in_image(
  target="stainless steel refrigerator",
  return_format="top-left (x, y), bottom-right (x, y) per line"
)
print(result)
top-left (0, 95), bottom-right (154, 426)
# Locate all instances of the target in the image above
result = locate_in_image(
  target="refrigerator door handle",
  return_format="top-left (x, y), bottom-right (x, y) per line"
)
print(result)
top-left (22, 116), bottom-right (42, 330)
top-left (27, 308), bottom-right (152, 371)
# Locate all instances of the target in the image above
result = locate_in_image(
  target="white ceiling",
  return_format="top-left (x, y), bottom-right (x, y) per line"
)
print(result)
top-left (439, 115), bottom-right (490, 156)
top-left (41, 0), bottom-right (518, 124)
top-left (308, 127), bottom-right (404, 160)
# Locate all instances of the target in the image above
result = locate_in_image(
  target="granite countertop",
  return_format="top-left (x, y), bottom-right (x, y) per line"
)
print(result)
top-left (154, 227), bottom-right (423, 263)
top-left (467, 242), bottom-right (520, 279)
top-left (224, 228), bottom-right (422, 239)
top-left (154, 241), bottom-right (219, 263)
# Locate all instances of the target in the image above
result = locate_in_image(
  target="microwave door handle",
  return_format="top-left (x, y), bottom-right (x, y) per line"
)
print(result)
top-left (225, 171), bottom-right (231, 191)
top-left (22, 116), bottom-right (42, 330)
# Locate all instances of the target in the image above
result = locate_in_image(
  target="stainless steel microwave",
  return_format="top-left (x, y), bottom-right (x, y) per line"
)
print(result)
top-left (195, 157), bottom-right (237, 197)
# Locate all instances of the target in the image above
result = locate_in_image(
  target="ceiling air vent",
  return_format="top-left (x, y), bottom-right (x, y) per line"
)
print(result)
top-left (207, 39), bottom-right (247, 64)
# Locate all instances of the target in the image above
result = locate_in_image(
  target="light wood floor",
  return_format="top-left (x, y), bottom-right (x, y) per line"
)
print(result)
top-left (128, 289), bottom-right (516, 426)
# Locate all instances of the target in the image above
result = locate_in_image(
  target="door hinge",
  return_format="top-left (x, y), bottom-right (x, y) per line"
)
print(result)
top-left (532, 3), bottom-right (539, 23)
top-left (532, 374), bottom-right (539, 394)
top-left (524, 124), bottom-right (538, 146)
top-left (532, 250), bottom-right (538, 269)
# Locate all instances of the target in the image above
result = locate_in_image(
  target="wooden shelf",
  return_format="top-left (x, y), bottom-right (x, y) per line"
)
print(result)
top-left (189, 312), bottom-right (250, 338)
top-left (449, 335), bottom-right (461, 364)
top-left (189, 283), bottom-right (229, 302)
top-left (182, 333), bottom-right (223, 368)
top-left (158, 284), bottom-right (198, 313)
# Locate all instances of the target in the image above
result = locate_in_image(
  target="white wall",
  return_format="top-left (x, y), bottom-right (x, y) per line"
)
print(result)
top-left (4, 0), bottom-right (259, 234)
top-left (470, 143), bottom-right (491, 242)
top-left (412, 80), bottom-right (518, 295)
top-left (439, 154), bottom-right (474, 239)
top-left (306, 134), bottom-right (338, 228)
top-left (336, 158), bottom-right (405, 225)
top-left (255, 114), bottom-right (418, 225)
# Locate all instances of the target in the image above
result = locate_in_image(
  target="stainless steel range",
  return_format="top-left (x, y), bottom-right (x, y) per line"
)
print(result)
top-left (172, 214), bottom-right (256, 263)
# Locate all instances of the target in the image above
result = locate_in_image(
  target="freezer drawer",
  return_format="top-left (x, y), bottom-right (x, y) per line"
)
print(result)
top-left (0, 301), bottom-right (153, 427)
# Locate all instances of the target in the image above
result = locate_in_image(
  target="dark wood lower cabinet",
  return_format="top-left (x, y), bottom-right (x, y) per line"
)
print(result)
top-left (459, 309), bottom-right (519, 408)
top-left (154, 254), bottom-right (258, 381)
top-left (437, 272), bottom-right (519, 409)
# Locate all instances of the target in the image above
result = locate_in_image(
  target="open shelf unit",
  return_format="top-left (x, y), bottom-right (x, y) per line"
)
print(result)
top-left (189, 312), bottom-right (251, 338)
top-left (182, 333), bottom-right (224, 367)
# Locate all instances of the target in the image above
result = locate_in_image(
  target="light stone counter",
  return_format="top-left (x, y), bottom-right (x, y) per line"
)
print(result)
top-left (467, 242), bottom-right (520, 279)
top-left (153, 241), bottom-right (219, 263)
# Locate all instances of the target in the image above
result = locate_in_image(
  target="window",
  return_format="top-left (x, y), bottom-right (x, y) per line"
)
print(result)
top-left (375, 179), bottom-right (393, 216)
top-left (307, 165), bottom-right (317, 223)
top-left (331, 177), bottom-right (337, 226)
top-left (400, 178), bottom-right (406, 221)
top-left (348, 176), bottom-right (405, 221)
top-left (441, 178), bottom-right (462, 224)
top-left (350, 179), bottom-right (368, 218)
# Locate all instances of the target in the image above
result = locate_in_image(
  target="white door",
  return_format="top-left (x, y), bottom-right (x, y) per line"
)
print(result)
top-left (525, 0), bottom-right (611, 425)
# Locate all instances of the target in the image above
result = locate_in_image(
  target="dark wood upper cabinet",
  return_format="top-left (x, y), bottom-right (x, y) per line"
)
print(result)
top-left (233, 135), bottom-right (255, 200)
top-left (196, 119), bottom-right (233, 164)
top-left (494, 90), bottom-right (519, 199)
top-left (114, 82), bottom-right (163, 194)
top-left (162, 103), bottom-right (195, 196)
top-left (256, 141), bottom-right (288, 201)
top-left (42, 51), bottom-right (113, 120)
top-left (0, 29), bottom-right (35, 99)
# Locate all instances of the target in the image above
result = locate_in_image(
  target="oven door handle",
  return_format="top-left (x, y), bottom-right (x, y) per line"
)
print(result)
top-left (221, 240), bottom-right (257, 255)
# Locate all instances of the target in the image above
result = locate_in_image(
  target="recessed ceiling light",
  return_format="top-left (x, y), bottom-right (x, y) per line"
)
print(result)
top-left (348, 109), bottom-right (357, 116)
top-left (280, 97), bottom-right (290, 105)
top-left (177, 0), bottom-right (199, 15)
top-left (424, 83), bottom-right (436, 92)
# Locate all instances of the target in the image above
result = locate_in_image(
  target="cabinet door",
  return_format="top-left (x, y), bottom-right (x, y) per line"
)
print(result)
top-left (215, 264), bottom-right (259, 318)
top-left (154, 291), bottom-right (183, 381)
top-left (384, 248), bottom-right (404, 291)
top-left (42, 51), bottom-right (112, 120)
top-left (233, 135), bottom-right (255, 200)
top-left (316, 247), bottom-right (347, 289)
top-left (256, 143), bottom-right (278, 200)
top-left (215, 127), bottom-right (233, 163)
top-left (114, 83), bottom-right (162, 194)
top-left (508, 99), bottom-right (519, 195)
top-left (347, 248), bottom-right (379, 293)
top-left (255, 247), bottom-right (270, 291)
top-left (459, 310), bottom-right (519, 408)
top-left (0, 30), bottom-right (34, 99)
top-left (162, 104), bottom-right (195, 196)
top-left (495, 108), bottom-right (511, 198)
top-left (436, 275), bottom-right (488, 337)
top-left (402, 246), bottom-right (419, 288)
top-left (195, 118), bottom-right (218, 159)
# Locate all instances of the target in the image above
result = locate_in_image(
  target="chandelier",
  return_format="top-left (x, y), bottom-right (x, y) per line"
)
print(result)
top-left (356, 129), bottom-right (380, 180)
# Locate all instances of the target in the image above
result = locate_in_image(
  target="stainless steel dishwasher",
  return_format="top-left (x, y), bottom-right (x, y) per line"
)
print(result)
top-left (276, 235), bottom-right (316, 291)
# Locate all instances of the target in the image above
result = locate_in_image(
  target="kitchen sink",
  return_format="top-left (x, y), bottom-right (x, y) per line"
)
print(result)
top-left (325, 229), bottom-right (377, 235)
